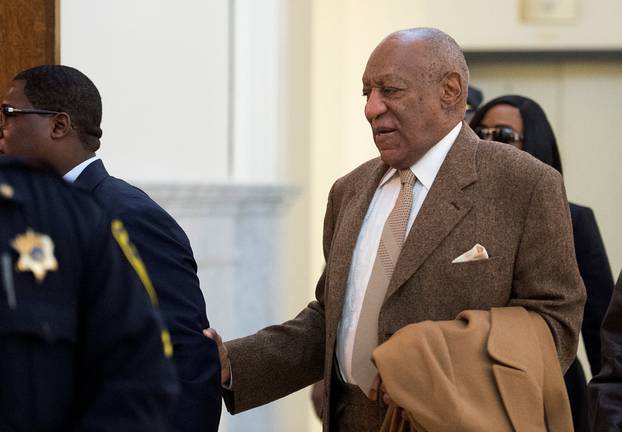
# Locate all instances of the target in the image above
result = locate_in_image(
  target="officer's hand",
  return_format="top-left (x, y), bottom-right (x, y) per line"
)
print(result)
top-left (203, 328), bottom-right (231, 385)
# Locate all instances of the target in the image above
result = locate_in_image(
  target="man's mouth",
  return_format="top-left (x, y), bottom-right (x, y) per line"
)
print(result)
top-left (373, 127), bottom-right (399, 146)
top-left (374, 127), bottom-right (397, 137)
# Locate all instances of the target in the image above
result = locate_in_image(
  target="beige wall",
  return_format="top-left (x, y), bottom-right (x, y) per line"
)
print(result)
top-left (278, 1), bottom-right (315, 430)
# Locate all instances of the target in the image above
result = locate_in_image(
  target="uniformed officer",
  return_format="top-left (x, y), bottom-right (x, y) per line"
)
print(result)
top-left (0, 157), bottom-right (178, 431)
top-left (0, 63), bottom-right (221, 432)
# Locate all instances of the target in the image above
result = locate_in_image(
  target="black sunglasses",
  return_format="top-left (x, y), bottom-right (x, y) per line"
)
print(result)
top-left (0, 105), bottom-right (61, 128)
top-left (474, 126), bottom-right (523, 144)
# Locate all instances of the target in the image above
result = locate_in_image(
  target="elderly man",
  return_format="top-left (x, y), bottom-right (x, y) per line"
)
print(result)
top-left (0, 65), bottom-right (221, 432)
top-left (207, 28), bottom-right (585, 430)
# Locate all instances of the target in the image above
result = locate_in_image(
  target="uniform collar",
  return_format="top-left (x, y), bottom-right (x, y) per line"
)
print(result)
top-left (0, 157), bottom-right (34, 205)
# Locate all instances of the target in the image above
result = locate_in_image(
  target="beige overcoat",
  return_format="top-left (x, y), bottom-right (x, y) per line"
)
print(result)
top-left (374, 307), bottom-right (573, 432)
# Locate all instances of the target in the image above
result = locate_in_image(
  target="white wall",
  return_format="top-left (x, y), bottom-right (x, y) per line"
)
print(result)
top-left (60, 0), bottom-right (230, 182)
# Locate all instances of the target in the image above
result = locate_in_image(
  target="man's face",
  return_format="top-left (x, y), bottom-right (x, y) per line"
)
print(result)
top-left (0, 80), bottom-right (51, 159)
top-left (362, 38), bottom-right (448, 169)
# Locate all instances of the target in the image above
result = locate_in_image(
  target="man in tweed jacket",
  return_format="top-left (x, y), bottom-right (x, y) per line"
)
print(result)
top-left (207, 27), bottom-right (585, 431)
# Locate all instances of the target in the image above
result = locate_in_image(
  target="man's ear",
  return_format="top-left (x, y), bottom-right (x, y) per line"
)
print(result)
top-left (440, 71), bottom-right (464, 109)
top-left (50, 112), bottom-right (73, 139)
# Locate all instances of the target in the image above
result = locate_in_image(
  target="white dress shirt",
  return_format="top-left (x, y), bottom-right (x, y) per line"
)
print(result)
top-left (336, 122), bottom-right (462, 384)
top-left (62, 156), bottom-right (100, 183)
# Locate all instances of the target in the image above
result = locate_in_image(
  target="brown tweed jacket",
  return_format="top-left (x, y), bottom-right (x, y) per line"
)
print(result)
top-left (224, 124), bottom-right (585, 431)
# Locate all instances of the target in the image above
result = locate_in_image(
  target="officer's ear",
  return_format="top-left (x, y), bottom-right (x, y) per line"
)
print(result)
top-left (50, 112), bottom-right (73, 139)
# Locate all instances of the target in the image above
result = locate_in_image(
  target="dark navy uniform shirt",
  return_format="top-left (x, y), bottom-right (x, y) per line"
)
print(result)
top-left (0, 158), bottom-right (178, 431)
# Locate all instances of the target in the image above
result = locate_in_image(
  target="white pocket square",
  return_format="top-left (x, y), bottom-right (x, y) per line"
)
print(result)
top-left (452, 243), bottom-right (489, 263)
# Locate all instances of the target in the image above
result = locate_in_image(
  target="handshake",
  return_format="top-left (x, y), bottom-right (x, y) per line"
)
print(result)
top-left (203, 329), bottom-right (231, 386)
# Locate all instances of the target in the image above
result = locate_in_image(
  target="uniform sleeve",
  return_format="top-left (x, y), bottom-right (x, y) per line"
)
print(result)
top-left (119, 206), bottom-right (222, 432)
top-left (588, 272), bottom-right (622, 432)
top-left (508, 168), bottom-right (586, 371)
top-left (76, 215), bottom-right (178, 432)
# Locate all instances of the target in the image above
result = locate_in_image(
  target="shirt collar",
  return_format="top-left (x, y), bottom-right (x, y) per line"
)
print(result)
top-left (379, 121), bottom-right (462, 189)
top-left (63, 156), bottom-right (100, 183)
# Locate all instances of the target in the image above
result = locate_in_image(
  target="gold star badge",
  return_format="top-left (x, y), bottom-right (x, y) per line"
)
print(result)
top-left (11, 229), bottom-right (58, 283)
top-left (0, 183), bottom-right (14, 199)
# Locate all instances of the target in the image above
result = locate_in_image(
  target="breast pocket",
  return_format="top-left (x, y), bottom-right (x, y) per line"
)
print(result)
top-left (439, 257), bottom-right (511, 307)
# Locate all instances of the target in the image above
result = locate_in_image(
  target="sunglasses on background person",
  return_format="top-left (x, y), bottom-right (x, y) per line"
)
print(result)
top-left (474, 125), bottom-right (523, 144)
top-left (0, 105), bottom-right (61, 128)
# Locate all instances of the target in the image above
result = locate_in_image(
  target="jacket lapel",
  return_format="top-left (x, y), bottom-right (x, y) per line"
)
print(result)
top-left (387, 124), bottom-right (479, 299)
top-left (327, 160), bottom-right (388, 324)
top-left (74, 159), bottom-right (109, 192)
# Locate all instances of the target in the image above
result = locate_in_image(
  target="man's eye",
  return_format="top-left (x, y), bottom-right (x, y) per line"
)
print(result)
top-left (362, 89), bottom-right (370, 99)
top-left (381, 87), bottom-right (399, 96)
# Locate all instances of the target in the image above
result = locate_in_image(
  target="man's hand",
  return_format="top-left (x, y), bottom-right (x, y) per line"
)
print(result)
top-left (310, 380), bottom-right (325, 420)
top-left (203, 328), bottom-right (231, 385)
top-left (370, 374), bottom-right (409, 423)
top-left (369, 374), bottom-right (392, 405)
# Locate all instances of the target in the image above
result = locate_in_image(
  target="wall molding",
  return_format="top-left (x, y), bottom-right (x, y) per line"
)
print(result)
top-left (141, 183), bottom-right (297, 217)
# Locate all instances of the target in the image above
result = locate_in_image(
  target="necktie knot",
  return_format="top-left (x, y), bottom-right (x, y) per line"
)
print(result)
top-left (399, 169), bottom-right (415, 186)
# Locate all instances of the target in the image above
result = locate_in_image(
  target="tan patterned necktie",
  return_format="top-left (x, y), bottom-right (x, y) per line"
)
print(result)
top-left (351, 169), bottom-right (416, 396)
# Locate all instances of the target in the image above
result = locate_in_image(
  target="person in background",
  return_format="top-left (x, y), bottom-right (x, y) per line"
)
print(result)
top-left (470, 94), bottom-right (614, 432)
top-left (0, 65), bottom-right (222, 432)
top-left (589, 270), bottom-right (622, 431)
top-left (0, 157), bottom-right (177, 431)
top-left (464, 85), bottom-right (483, 122)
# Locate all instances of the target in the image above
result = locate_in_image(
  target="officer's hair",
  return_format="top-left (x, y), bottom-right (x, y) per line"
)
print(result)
top-left (14, 65), bottom-right (103, 152)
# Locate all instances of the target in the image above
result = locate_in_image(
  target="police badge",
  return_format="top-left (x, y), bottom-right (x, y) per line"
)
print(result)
top-left (0, 183), bottom-right (14, 199)
top-left (11, 229), bottom-right (58, 283)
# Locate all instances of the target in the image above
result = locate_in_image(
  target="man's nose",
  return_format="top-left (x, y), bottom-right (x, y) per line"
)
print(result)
top-left (364, 88), bottom-right (387, 121)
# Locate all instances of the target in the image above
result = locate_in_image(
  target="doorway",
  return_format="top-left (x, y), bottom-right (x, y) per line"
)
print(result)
top-left (0, 0), bottom-right (58, 95)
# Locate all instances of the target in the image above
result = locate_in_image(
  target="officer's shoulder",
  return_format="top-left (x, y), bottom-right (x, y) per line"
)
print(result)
top-left (97, 174), bottom-right (180, 227)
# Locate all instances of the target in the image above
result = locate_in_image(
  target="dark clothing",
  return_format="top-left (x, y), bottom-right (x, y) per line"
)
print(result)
top-left (564, 203), bottom-right (614, 432)
top-left (471, 97), bottom-right (613, 432)
top-left (570, 204), bottom-right (614, 373)
top-left (75, 159), bottom-right (222, 431)
top-left (0, 158), bottom-right (177, 431)
top-left (589, 271), bottom-right (622, 431)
